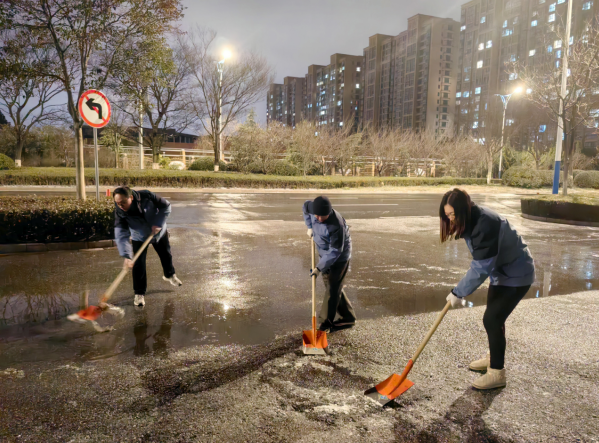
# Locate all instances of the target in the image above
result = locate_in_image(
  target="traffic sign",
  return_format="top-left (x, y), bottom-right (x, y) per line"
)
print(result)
top-left (78, 89), bottom-right (111, 128)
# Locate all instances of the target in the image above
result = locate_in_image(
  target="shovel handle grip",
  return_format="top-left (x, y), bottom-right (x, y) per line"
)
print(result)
top-left (411, 300), bottom-right (451, 363)
top-left (100, 234), bottom-right (154, 303)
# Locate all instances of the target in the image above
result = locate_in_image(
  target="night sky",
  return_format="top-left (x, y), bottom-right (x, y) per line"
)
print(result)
top-left (182, 0), bottom-right (463, 124)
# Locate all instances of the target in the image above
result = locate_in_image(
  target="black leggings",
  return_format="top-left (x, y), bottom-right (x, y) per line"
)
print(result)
top-left (483, 285), bottom-right (531, 370)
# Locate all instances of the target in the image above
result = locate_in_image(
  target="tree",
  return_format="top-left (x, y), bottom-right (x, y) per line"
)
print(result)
top-left (229, 109), bottom-right (265, 173)
top-left (0, 0), bottom-right (183, 198)
top-left (99, 110), bottom-right (129, 168)
top-left (286, 122), bottom-right (322, 177)
top-left (182, 27), bottom-right (275, 171)
top-left (516, 24), bottom-right (599, 194)
top-left (0, 33), bottom-right (62, 166)
top-left (108, 39), bottom-right (193, 167)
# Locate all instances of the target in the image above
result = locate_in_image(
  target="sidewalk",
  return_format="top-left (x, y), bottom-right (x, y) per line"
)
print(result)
top-left (0, 291), bottom-right (597, 442)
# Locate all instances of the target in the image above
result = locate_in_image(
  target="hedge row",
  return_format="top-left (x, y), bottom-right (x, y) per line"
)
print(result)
top-left (0, 196), bottom-right (114, 244)
top-left (0, 168), bottom-right (489, 189)
top-left (574, 171), bottom-right (599, 189)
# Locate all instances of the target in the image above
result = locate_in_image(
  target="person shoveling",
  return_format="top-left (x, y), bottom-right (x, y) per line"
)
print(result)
top-left (302, 196), bottom-right (356, 334)
top-left (114, 186), bottom-right (182, 307)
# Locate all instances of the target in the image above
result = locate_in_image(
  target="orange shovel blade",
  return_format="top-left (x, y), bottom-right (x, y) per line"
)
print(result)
top-left (364, 360), bottom-right (415, 406)
top-left (75, 305), bottom-right (103, 321)
top-left (302, 329), bottom-right (328, 355)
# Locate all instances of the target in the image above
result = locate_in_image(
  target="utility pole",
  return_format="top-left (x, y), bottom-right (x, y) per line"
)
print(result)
top-left (495, 86), bottom-right (522, 179)
top-left (139, 99), bottom-right (144, 170)
top-left (551, 0), bottom-right (573, 194)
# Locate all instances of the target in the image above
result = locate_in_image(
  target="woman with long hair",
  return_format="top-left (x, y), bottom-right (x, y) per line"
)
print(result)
top-left (440, 188), bottom-right (535, 390)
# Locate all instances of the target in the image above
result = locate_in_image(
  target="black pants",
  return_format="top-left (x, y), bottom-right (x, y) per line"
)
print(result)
top-left (132, 231), bottom-right (175, 296)
top-left (318, 260), bottom-right (357, 330)
top-left (483, 284), bottom-right (531, 370)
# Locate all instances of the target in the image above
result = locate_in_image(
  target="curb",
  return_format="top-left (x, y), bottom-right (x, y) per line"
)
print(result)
top-left (521, 213), bottom-right (599, 227)
top-left (0, 240), bottom-right (116, 254)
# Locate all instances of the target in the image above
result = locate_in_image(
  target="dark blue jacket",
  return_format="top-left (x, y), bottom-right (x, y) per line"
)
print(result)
top-left (303, 201), bottom-right (351, 272)
top-left (114, 190), bottom-right (171, 259)
top-left (453, 205), bottom-right (535, 297)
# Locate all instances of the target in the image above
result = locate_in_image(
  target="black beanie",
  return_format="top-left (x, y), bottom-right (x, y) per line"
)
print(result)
top-left (310, 196), bottom-right (332, 216)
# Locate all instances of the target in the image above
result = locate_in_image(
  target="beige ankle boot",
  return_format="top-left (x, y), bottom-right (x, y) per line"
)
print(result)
top-left (472, 368), bottom-right (506, 390)
top-left (469, 352), bottom-right (490, 371)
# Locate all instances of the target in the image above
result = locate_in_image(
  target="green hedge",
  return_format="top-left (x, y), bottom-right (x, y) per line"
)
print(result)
top-left (502, 166), bottom-right (556, 188)
top-left (0, 154), bottom-right (15, 170)
top-left (188, 157), bottom-right (228, 172)
top-left (0, 196), bottom-right (114, 244)
top-left (574, 171), bottom-right (599, 189)
top-left (0, 168), bottom-right (489, 189)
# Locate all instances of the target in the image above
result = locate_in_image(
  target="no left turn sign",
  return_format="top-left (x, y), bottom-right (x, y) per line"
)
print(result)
top-left (78, 89), bottom-right (111, 128)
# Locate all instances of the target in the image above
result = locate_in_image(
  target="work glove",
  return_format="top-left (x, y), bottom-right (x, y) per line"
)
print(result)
top-left (446, 292), bottom-right (466, 308)
top-left (307, 228), bottom-right (313, 238)
top-left (310, 268), bottom-right (321, 278)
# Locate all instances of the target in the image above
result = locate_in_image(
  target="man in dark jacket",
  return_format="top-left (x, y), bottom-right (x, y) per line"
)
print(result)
top-left (303, 196), bottom-right (356, 332)
top-left (114, 187), bottom-right (182, 307)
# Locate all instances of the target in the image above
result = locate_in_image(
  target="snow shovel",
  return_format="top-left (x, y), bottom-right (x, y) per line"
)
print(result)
top-left (364, 298), bottom-right (465, 406)
top-left (302, 237), bottom-right (328, 355)
top-left (67, 234), bottom-right (153, 329)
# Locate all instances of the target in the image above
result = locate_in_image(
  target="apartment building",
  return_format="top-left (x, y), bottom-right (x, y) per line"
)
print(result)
top-left (363, 14), bottom-right (460, 134)
top-left (266, 83), bottom-right (284, 126)
top-left (456, 0), bottom-right (599, 142)
top-left (283, 77), bottom-right (305, 128)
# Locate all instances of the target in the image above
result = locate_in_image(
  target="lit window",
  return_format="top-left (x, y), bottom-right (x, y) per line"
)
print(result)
top-left (548, 45), bottom-right (553, 52)
top-left (486, 40), bottom-right (493, 48)
top-left (513, 16), bottom-right (519, 24)
top-left (555, 40), bottom-right (562, 48)
top-left (509, 72), bottom-right (518, 80)
top-left (539, 125), bottom-right (546, 132)
top-left (549, 2), bottom-right (556, 11)
top-left (339, 122), bottom-right (343, 126)
top-left (570, 36), bottom-right (574, 45)
top-left (556, 49), bottom-right (562, 58)
top-left (357, 67), bottom-right (361, 71)
top-left (479, 43), bottom-right (485, 50)
top-left (583, 1), bottom-right (592, 9)
top-left (456, 92), bottom-right (462, 98)
top-left (463, 91), bottom-right (470, 97)
top-left (548, 13), bottom-right (555, 22)
top-left (341, 83), bottom-right (344, 87)
top-left (473, 121), bottom-right (479, 128)
top-left (337, 100), bottom-right (342, 106)
top-left (529, 49), bottom-right (536, 56)
top-left (556, 60), bottom-right (560, 68)
top-left (527, 88), bottom-right (533, 94)
top-left (502, 28), bottom-right (513, 36)
top-left (557, 0), bottom-right (565, 4)
top-left (320, 111), bottom-right (325, 115)
top-left (503, 20), bottom-right (508, 28)
top-left (481, 16), bottom-right (486, 23)
top-left (461, 25), bottom-right (466, 31)
top-left (356, 84), bottom-right (360, 88)
top-left (507, 119), bottom-right (515, 126)
top-left (477, 60), bottom-right (484, 68)
top-left (475, 87), bottom-right (481, 94)
top-left (531, 20), bottom-right (538, 26)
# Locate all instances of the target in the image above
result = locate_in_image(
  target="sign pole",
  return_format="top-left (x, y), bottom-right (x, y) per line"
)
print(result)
top-left (93, 127), bottom-right (100, 201)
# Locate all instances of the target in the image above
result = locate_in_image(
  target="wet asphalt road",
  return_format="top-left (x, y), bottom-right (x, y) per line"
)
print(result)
top-left (1, 190), bottom-right (598, 442)
top-left (1, 191), bottom-right (598, 365)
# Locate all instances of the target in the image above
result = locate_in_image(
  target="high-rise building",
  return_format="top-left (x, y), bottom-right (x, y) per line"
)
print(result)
top-left (363, 14), bottom-right (460, 134)
top-left (266, 83), bottom-right (284, 126)
top-left (283, 77), bottom-right (305, 128)
top-left (303, 64), bottom-right (325, 123)
top-left (455, 0), bottom-right (599, 143)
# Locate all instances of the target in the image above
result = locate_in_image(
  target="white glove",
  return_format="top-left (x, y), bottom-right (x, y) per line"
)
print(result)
top-left (310, 268), bottom-right (321, 278)
top-left (307, 228), bottom-right (313, 238)
top-left (446, 292), bottom-right (466, 308)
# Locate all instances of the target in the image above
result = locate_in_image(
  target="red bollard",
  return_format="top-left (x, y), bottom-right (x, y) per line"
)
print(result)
top-left (106, 189), bottom-right (111, 197)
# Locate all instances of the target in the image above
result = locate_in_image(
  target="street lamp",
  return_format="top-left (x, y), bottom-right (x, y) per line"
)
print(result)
top-left (215, 49), bottom-right (231, 171)
top-left (495, 86), bottom-right (522, 179)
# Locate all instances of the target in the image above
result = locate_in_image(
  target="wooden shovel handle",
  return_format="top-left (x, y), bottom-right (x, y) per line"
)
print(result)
top-left (100, 234), bottom-right (154, 303)
top-left (311, 237), bottom-right (316, 334)
top-left (411, 300), bottom-right (451, 363)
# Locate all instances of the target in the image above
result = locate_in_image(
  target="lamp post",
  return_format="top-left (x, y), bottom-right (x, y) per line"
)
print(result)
top-left (495, 86), bottom-right (522, 179)
top-left (215, 49), bottom-right (231, 172)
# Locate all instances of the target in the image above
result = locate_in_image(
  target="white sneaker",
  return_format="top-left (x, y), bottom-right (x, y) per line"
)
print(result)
top-left (472, 368), bottom-right (507, 390)
top-left (163, 274), bottom-right (182, 287)
top-left (134, 294), bottom-right (145, 307)
top-left (469, 352), bottom-right (490, 371)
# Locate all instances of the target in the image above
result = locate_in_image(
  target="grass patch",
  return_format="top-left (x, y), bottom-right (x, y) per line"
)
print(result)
top-left (522, 194), bottom-right (599, 206)
top-left (0, 168), bottom-right (489, 189)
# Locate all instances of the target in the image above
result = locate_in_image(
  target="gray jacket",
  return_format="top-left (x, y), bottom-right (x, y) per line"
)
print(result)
top-left (453, 205), bottom-right (535, 297)
top-left (114, 190), bottom-right (171, 259)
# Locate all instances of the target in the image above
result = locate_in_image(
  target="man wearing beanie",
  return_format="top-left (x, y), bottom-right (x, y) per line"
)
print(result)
top-left (303, 196), bottom-right (356, 332)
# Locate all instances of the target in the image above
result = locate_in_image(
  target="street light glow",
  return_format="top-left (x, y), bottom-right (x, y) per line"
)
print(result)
top-left (223, 49), bottom-right (232, 60)
top-left (514, 86), bottom-right (523, 94)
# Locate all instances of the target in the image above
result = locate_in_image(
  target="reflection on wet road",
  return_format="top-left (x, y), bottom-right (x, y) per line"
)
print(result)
top-left (1, 191), bottom-right (598, 365)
